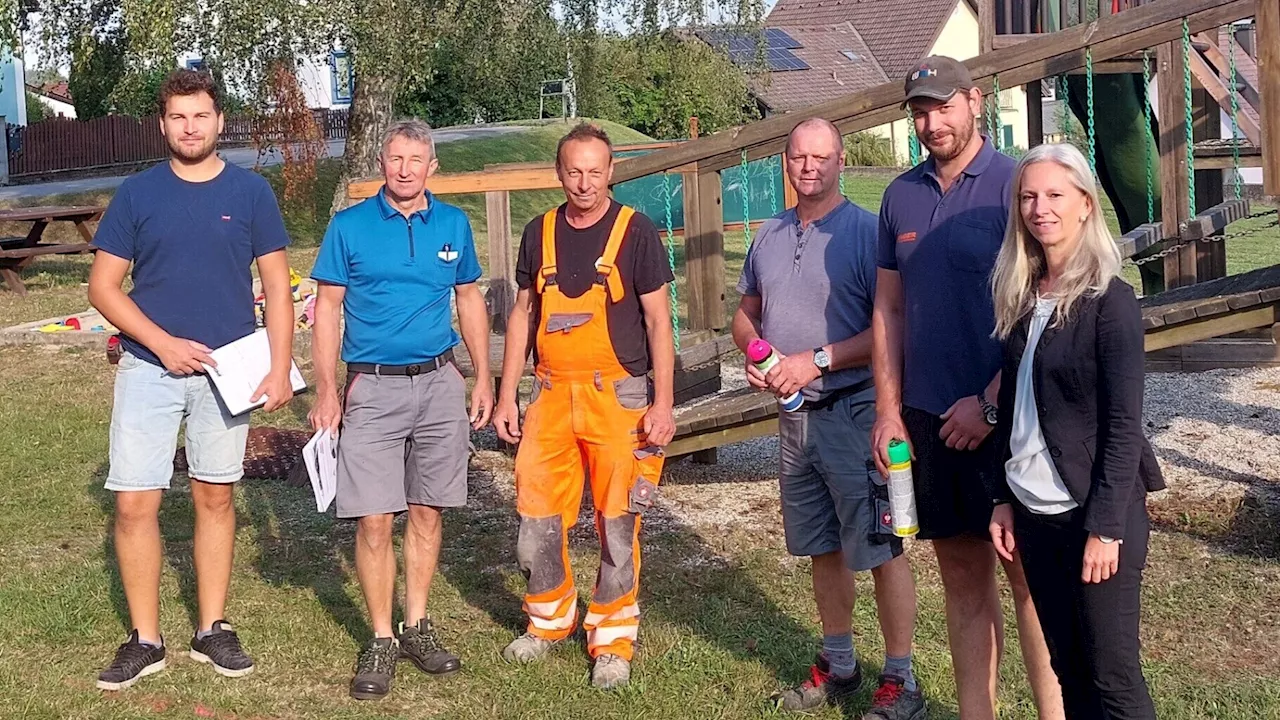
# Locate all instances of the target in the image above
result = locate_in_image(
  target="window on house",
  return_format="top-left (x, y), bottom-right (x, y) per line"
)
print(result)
top-left (1002, 124), bottom-right (1015, 150)
top-left (331, 51), bottom-right (355, 104)
top-left (999, 88), bottom-right (1017, 110)
top-left (186, 58), bottom-right (205, 71)
top-left (840, 50), bottom-right (860, 62)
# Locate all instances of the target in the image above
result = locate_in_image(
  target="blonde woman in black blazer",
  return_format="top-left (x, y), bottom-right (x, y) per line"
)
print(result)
top-left (987, 143), bottom-right (1164, 720)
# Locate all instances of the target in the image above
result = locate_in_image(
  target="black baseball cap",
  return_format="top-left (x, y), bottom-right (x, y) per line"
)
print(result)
top-left (902, 55), bottom-right (975, 108)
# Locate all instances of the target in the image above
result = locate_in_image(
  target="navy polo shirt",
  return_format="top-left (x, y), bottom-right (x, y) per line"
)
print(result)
top-left (876, 138), bottom-right (1016, 416)
top-left (311, 190), bottom-right (482, 365)
top-left (92, 162), bottom-right (291, 366)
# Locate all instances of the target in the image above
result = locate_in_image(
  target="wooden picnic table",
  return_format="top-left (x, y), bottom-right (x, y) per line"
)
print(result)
top-left (0, 205), bottom-right (104, 296)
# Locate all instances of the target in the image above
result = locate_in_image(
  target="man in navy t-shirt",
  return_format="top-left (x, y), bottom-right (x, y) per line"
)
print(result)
top-left (87, 69), bottom-right (294, 692)
top-left (870, 56), bottom-right (1064, 719)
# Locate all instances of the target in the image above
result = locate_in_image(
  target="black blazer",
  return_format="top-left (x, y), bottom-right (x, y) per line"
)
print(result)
top-left (993, 277), bottom-right (1165, 539)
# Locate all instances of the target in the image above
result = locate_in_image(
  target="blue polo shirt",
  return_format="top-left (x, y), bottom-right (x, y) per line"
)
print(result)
top-left (311, 190), bottom-right (482, 365)
top-left (877, 138), bottom-right (1016, 416)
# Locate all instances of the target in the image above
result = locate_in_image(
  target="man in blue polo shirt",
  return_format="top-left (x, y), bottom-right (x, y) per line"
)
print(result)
top-left (870, 56), bottom-right (1063, 720)
top-left (309, 118), bottom-right (492, 701)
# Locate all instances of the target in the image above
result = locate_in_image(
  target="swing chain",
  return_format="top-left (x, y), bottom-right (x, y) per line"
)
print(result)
top-left (739, 148), bottom-right (752, 248)
top-left (660, 172), bottom-right (681, 352)
top-left (1227, 25), bottom-right (1242, 201)
top-left (1181, 18), bottom-right (1195, 213)
top-left (766, 155), bottom-right (780, 216)
top-left (1142, 49), bottom-right (1154, 224)
top-left (1086, 48), bottom-right (1097, 178)
top-left (989, 74), bottom-right (1003, 151)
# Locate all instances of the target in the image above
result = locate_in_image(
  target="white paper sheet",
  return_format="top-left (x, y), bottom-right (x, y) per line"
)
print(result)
top-left (302, 428), bottom-right (338, 513)
top-left (202, 329), bottom-right (306, 416)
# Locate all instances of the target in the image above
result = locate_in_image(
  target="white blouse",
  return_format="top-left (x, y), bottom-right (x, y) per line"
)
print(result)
top-left (1005, 297), bottom-right (1080, 515)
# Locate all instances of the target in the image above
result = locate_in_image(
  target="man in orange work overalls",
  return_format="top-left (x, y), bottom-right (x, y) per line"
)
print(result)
top-left (492, 122), bottom-right (676, 690)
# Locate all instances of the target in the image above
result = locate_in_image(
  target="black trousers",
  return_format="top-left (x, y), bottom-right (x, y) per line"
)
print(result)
top-left (1014, 497), bottom-right (1157, 720)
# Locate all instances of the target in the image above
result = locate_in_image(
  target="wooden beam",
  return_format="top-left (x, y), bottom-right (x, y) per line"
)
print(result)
top-left (1026, 80), bottom-right (1043, 148)
top-left (1259, 0), bottom-right (1280, 197)
top-left (1194, 31), bottom-right (1263, 113)
top-left (611, 0), bottom-right (1255, 181)
top-left (1157, 40), bottom-right (1195, 289)
top-left (1144, 305), bottom-right (1279, 352)
top-left (1191, 87), bottom-right (1227, 280)
top-left (484, 191), bottom-right (516, 331)
top-left (349, 167), bottom-right (564, 200)
top-left (1187, 48), bottom-right (1262, 146)
top-left (980, 0), bottom-right (996, 55)
top-left (1194, 153), bottom-right (1263, 170)
top-left (683, 170), bottom-right (727, 331)
top-left (667, 418), bottom-right (779, 458)
top-left (1183, 198), bottom-right (1251, 241)
top-left (782, 166), bottom-right (798, 209)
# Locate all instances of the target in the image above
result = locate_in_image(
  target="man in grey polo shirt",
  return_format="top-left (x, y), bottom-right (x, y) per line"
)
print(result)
top-left (733, 119), bottom-right (922, 719)
top-left (309, 119), bottom-right (493, 700)
top-left (871, 56), bottom-right (1063, 719)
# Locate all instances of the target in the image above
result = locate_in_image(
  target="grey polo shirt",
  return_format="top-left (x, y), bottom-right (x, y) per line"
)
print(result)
top-left (737, 199), bottom-right (878, 402)
top-left (876, 138), bottom-right (1017, 416)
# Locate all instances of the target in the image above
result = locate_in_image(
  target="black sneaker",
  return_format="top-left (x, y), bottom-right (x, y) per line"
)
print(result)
top-left (97, 630), bottom-right (166, 691)
top-left (774, 654), bottom-right (863, 711)
top-left (862, 674), bottom-right (927, 720)
top-left (189, 620), bottom-right (254, 678)
top-left (397, 618), bottom-right (461, 677)
top-left (350, 637), bottom-right (398, 700)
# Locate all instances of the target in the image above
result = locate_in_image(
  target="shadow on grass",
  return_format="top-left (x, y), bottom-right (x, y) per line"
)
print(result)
top-left (91, 459), bottom-right (371, 645)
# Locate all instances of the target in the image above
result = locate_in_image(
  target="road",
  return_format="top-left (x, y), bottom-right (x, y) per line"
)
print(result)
top-left (0, 125), bottom-right (527, 202)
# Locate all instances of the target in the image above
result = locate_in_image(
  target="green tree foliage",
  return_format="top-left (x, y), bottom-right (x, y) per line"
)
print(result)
top-left (25, 92), bottom-right (50, 122)
top-left (68, 29), bottom-right (125, 119)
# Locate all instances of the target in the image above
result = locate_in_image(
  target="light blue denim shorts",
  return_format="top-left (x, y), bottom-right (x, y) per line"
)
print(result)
top-left (105, 352), bottom-right (250, 492)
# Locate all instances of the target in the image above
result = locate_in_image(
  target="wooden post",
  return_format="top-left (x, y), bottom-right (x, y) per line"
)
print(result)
top-left (1157, 40), bottom-right (1194, 289)
top-left (980, 0), bottom-right (997, 54)
top-left (1192, 85), bottom-right (1226, 281)
top-left (683, 169), bottom-right (726, 332)
top-left (1026, 80), bottom-right (1044, 148)
top-left (1259, 0), bottom-right (1280, 198)
top-left (782, 164), bottom-right (798, 209)
top-left (484, 190), bottom-right (516, 331)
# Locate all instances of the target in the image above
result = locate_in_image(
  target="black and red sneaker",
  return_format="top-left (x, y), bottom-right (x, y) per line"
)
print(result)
top-left (862, 674), bottom-right (926, 720)
top-left (774, 654), bottom-right (863, 711)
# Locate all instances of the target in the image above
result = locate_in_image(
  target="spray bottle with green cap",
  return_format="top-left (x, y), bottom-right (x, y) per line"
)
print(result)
top-left (886, 439), bottom-right (919, 537)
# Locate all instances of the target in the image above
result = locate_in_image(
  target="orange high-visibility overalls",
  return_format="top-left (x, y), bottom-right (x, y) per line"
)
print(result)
top-left (514, 204), bottom-right (665, 662)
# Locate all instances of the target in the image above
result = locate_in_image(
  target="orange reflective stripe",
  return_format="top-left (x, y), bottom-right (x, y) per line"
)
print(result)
top-left (536, 208), bottom-right (558, 294)
top-left (597, 206), bottom-right (634, 302)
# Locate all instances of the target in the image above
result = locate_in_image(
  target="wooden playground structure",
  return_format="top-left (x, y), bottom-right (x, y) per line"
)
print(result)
top-left (348, 0), bottom-right (1278, 462)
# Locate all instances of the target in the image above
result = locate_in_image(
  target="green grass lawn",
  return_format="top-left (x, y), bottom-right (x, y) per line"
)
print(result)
top-left (1, 348), bottom-right (1279, 719)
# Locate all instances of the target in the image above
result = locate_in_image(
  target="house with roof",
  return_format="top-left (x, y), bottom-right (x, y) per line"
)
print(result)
top-left (27, 81), bottom-right (75, 119)
top-left (700, 0), bottom-right (1029, 164)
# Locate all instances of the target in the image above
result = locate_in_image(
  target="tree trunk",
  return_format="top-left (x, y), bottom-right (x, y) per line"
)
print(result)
top-left (329, 71), bottom-right (400, 216)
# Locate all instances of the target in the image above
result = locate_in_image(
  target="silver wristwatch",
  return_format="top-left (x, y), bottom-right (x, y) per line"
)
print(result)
top-left (977, 390), bottom-right (998, 426)
top-left (813, 347), bottom-right (831, 375)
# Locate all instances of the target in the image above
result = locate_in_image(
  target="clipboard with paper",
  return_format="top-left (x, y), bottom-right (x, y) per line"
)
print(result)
top-left (201, 329), bottom-right (307, 416)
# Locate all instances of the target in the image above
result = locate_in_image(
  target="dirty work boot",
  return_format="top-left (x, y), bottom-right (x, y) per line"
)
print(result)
top-left (189, 620), bottom-right (254, 678)
top-left (862, 674), bottom-right (927, 720)
top-left (591, 653), bottom-right (631, 689)
top-left (774, 654), bottom-right (863, 711)
top-left (349, 637), bottom-right (398, 700)
top-left (398, 619), bottom-right (461, 677)
top-left (502, 632), bottom-right (560, 664)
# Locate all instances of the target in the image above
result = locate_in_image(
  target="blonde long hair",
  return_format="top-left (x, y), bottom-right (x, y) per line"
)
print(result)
top-left (991, 143), bottom-right (1122, 339)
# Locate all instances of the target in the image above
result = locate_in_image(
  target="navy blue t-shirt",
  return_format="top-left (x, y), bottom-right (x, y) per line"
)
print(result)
top-left (92, 162), bottom-right (291, 365)
top-left (876, 139), bottom-right (1016, 416)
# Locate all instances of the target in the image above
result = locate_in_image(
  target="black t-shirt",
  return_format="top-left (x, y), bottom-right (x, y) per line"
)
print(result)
top-left (515, 200), bottom-right (675, 376)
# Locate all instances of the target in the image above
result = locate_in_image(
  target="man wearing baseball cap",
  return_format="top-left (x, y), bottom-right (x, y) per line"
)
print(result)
top-left (871, 55), bottom-right (1066, 719)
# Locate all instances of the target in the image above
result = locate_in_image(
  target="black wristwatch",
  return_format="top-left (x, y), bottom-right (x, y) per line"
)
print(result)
top-left (977, 390), bottom-right (998, 426)
top-left (812, 347), bottom-right (831, 375)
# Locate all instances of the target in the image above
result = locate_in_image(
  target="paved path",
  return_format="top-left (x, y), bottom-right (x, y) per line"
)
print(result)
top-left (0, 125), bottom-right (527, 201)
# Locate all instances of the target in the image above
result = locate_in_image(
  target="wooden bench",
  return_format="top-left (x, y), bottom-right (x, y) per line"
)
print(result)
top-left (0, 206), bottom-right (104, 296)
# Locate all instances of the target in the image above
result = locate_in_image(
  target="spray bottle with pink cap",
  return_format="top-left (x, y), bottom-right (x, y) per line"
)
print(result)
top-left (746, 339), bottom-right (804, 412)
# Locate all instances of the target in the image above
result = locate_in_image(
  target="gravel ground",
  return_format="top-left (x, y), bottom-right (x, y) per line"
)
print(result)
top-left (472, 361), bottom-right (1280, 538)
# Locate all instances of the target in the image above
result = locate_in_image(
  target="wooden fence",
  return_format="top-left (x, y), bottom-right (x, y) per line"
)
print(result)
top-left (7, 109), bottom-right (349, 178)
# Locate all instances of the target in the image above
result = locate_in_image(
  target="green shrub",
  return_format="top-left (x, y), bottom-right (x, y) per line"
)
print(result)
top-left (843, 132), bottom-right (896, 167)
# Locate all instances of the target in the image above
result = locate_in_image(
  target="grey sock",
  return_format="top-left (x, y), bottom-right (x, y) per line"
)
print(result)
top-left (884, 652), bottom-right (917, 692)
top-left (137, 636), bottom-right (163, 648)
top-left (821, 633), bottom-right (858, 678)
top-left (195, 628), bottom-right (214, 640)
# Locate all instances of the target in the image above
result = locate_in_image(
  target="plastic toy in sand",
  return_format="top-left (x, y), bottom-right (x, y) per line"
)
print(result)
top-left (37, 316), bottom-right (109, 333)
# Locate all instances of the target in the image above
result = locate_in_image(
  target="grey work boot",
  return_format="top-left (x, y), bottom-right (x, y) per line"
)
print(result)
top-left (501, 632), bottom-right (559, 664)
top-left (591, 653), bottom-right (631, 690)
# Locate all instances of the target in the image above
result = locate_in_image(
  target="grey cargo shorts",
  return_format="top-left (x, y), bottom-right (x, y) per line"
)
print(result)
top-left (336, 362), bottom-right (470, 519)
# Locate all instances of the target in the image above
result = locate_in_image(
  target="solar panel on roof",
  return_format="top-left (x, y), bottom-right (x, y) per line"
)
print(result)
top-left (700, 26), bottom-right (810, 72)
top-left (764, 28), bottom-right (802, 49)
